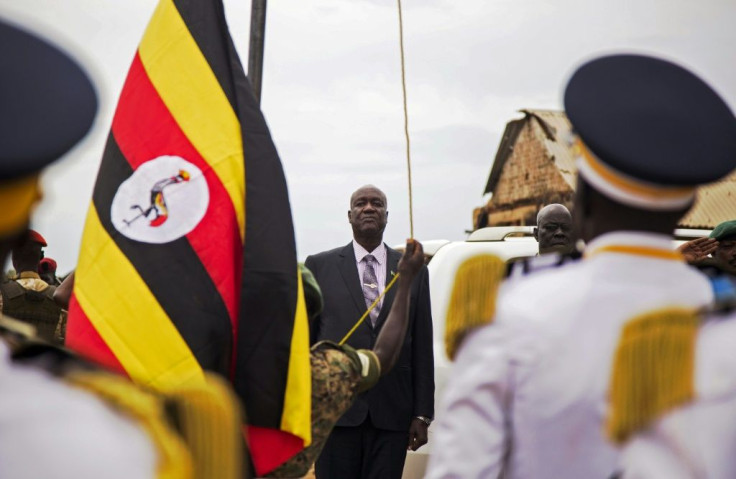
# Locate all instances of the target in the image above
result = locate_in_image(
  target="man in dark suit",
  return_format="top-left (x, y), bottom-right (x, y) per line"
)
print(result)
top-left (305, 184), bottom-right (434, 479)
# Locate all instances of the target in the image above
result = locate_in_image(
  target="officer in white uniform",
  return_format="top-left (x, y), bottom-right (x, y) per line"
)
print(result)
top-left (426, 54), bottom-right (736, 479)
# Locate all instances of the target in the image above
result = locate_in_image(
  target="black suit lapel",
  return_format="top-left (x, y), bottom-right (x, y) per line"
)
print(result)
top-left (374, 246), bottom-right (401, 329)
top-left (338, 243), bottom-right (366, 316)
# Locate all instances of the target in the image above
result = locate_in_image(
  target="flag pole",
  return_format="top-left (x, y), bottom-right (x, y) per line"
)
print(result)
top-left (248, 0), bottom-right (267, 104)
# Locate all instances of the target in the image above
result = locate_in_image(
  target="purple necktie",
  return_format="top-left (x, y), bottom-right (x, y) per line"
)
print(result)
top-left (362, 255), bottom-right (381, 325)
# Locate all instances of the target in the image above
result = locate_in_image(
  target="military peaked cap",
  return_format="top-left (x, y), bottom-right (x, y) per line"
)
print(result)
top-left (565, 54), bottom-right (736, 210)
top-left (0, 18), bottom-right (97, 179)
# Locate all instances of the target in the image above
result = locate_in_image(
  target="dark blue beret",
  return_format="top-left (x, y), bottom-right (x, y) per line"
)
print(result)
top-left (0, 18), bottom-right (97, 180)
top-left (565, 54), bottom-right (736, 186)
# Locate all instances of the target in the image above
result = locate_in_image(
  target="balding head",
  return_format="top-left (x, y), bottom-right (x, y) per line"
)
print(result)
top-left (348, 185), bottom-right (388, 251)
top-left (534, 204), bottom-right (574, 254)
top-left (350, 185), bottom-right (386, 208)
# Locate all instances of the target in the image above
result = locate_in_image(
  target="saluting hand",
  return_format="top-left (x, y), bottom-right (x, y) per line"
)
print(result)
top-left (677, 237), bottom-right (718, 264)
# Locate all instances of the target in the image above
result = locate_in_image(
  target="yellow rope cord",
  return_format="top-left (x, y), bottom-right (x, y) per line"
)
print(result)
top-left (396, 0), bottom-right (414, 239)
top-left (339, 273), bottom-right (401, 346)
top-left (340, 1), bottom-right (412, 346)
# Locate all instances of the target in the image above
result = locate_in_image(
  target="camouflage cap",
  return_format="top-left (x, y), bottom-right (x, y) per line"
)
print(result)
top-left (710, 220), bottom-right (736, 240)
top-left (299, 263), bottom-right (323, 321)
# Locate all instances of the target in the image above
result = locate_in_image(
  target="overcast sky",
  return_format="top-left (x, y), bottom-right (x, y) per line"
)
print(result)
top-left (2, 0), bottom-right (735, 272)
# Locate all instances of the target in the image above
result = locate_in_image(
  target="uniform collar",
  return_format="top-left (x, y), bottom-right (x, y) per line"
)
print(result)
top-left (584, 231), bottom-right (683, 262)
top-left (353, 240), bottom-right (387, 265)
top-left (18, 271), bottom-right (41, 280)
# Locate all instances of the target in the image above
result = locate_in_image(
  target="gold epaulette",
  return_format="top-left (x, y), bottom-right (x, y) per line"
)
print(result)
top-left (164, 374), bottom-right (245, 479)
top-left (606, 307), bottom-right (700, 444)
top-left (444, 254), bottom-right (506, 360)
top-left (65, 371), bottom-right (194, 479)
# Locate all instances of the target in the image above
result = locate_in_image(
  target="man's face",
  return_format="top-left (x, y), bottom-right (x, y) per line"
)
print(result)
top-left (535, 208), bottom-right (574, 253)
top-left (714, 235), bottom-right (736, 273)
top-left (348, 186), bottom-right (388, 238)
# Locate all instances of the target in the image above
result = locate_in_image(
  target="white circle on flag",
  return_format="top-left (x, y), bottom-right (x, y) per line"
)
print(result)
top-left (111, 155), bottom-right (209, 244)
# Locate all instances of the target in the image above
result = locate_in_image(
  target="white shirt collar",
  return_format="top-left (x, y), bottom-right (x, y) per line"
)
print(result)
top-left (353, 240), bottom-right (387, 265)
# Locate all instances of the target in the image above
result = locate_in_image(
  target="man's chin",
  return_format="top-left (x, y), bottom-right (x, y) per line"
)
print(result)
top-left (540, 244), bottom-right (573, 255)
top-left (353, 225), bottom-right (384, 238)
top-left (724, 262), bottom-right (736, 275)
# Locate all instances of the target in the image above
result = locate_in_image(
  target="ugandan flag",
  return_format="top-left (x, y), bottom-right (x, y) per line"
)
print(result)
top-left (65, 0), bottom-right (311, 474)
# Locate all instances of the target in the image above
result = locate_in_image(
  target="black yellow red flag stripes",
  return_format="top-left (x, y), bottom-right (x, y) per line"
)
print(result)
top-left (65, 0), bottom-right (311, 474)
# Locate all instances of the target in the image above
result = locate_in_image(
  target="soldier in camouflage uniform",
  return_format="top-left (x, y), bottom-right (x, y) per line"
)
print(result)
top-left (0, 230), bottom-right (64, 343)
top-left (269, 239), bottom-right (425, 478)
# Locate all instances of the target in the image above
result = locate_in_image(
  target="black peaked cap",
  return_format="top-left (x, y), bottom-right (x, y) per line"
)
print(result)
top-left (564, 54), bottom-right (736, 186)
top-left (0, 18), bottom-right (98, 180)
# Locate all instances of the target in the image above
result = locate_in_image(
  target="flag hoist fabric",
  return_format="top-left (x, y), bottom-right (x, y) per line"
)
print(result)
top-left (65, 0), bottom-right (311, 474)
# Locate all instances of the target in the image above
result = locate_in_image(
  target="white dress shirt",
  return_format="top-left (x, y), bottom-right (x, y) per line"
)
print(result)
top-left (618, 313), bottom-right (736, 479)
top-left (426, 231), bottom-right (714, 479)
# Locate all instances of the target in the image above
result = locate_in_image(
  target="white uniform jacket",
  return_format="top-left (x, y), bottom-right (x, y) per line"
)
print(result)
top-left (0, 339), bottom-right (156, 479)
top-left (618, 312), bottom-right (736, 479)
top-left (426, 232), bottom-right (714, 479)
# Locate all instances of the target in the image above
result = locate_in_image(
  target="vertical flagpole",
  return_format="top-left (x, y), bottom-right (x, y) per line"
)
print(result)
top-left (248, 0), bottom-right (267, 104)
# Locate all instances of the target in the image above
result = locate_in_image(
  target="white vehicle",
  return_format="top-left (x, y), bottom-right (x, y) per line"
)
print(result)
top-left (401, 226), bottom-right (711, 478)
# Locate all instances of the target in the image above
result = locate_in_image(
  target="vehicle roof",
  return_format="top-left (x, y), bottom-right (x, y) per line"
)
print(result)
top-left (466, 225), bottom-right (535, 241)
top-left (391, 239), bottom-right (451, 257)
top-left (427, 238), bottom-right (539, 364)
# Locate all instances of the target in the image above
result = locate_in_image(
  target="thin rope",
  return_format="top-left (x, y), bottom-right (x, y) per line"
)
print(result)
top-left (396, 0), bottom-right (414, 239)
top-left (339, 273), bottom-right (401, 346)
top-left (340, 2), bottom-right (413, 346)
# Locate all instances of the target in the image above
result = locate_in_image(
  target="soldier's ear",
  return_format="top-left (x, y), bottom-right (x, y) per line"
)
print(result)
top-left (533, 227), bottom-right (538, 241)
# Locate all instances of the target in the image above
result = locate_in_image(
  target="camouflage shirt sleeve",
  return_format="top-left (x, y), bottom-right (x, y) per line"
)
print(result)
top-left (344, 346), bottom-right (381, 393)
top-left (266, 341), bottom-right (381, 478)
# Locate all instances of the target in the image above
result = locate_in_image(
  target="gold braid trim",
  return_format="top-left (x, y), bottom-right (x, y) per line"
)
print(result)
top-left (444, 254), bottom-right (506, 360)
top-left (64, 371), bottom-right (193, 479)
top-left (606, 307), bottom-right (700, 444)
top-left (0, 174), bottom-right (41, 236)
top-left (164, 374), bottom-right (245, 479)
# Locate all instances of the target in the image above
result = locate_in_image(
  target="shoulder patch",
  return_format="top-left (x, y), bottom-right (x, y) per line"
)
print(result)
top-left (506, 251), bottom-right (580, 279)
top-left (693, 265), bottom-right (736, 313)
top-left (355, 349), bottom-right (380, 392)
